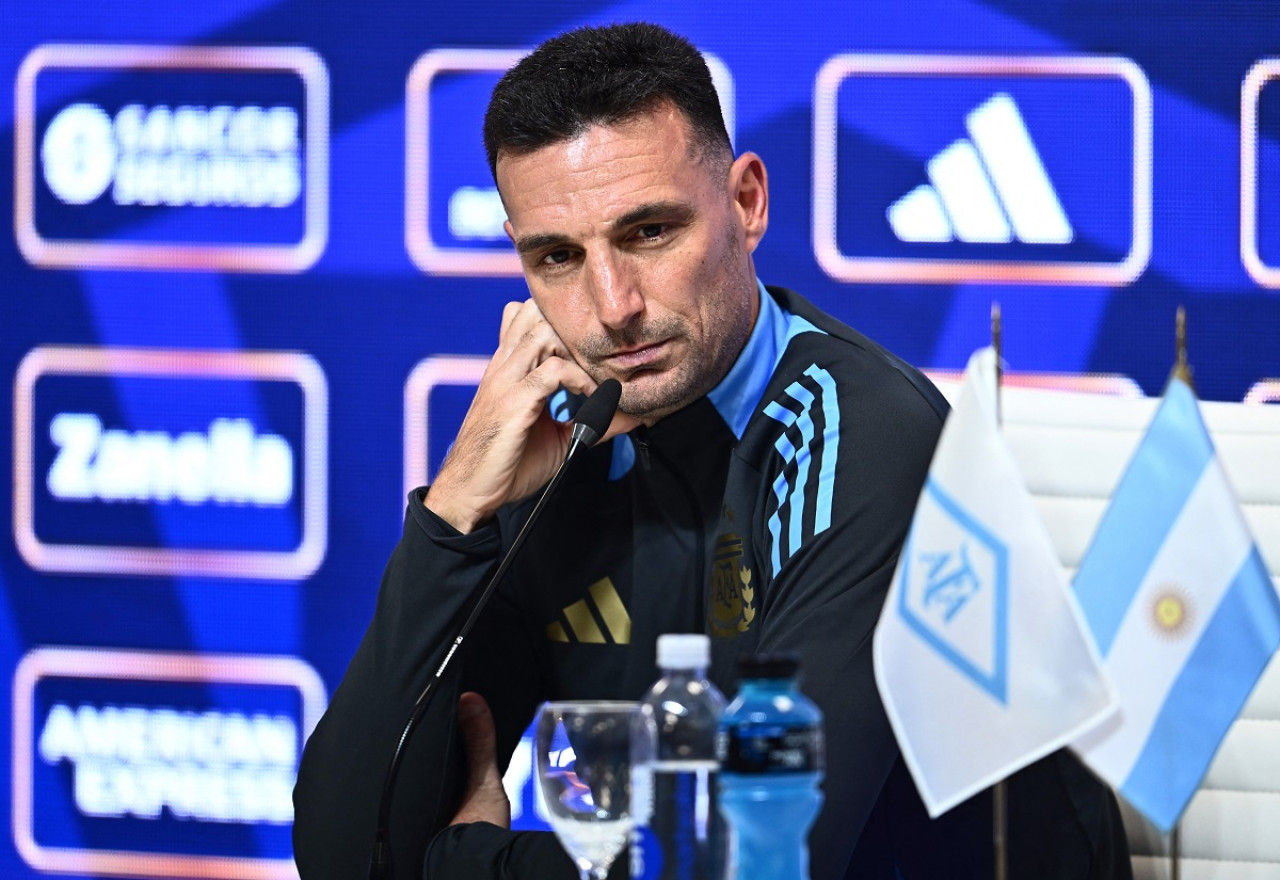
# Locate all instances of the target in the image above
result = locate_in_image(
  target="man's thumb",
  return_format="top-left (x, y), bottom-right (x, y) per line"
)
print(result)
top-left (450, 691), bottom-right (511, 828)
top-left (458, 691), bottom-right (498, 777)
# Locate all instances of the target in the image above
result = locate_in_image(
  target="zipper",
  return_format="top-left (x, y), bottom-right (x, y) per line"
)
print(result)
top-left (630, 426), bottom-right (710, 632)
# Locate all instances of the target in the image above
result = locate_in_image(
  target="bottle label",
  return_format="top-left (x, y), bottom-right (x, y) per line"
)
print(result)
top-left (717, 724), bottom-right (823, 774)
top-left (630, 765), bottom-right (723, 880)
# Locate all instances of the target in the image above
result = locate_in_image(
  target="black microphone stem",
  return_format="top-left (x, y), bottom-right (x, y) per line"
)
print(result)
top-left (368, 381), bottom-right (617, 879)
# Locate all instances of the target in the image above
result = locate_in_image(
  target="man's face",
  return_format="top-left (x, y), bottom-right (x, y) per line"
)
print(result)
top-left (495, 103), bottom-right (768, 422)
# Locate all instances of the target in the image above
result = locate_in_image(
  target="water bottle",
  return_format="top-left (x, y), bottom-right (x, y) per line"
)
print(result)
top-left (631, 634), bottom-right (727, 880)
top-left (717, 654), bottom-right (824, 880)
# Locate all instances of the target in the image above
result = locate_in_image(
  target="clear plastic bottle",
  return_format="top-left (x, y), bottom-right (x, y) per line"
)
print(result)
top-left (716, 654), bottom-right (824, 880)
top-left (630, 634), bottom-right (727, 880)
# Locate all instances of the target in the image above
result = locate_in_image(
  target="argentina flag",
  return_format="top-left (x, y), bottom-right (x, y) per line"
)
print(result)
top-left (1071, 377), bottom-right (1280, 832)
top-left (874, 347), bottom-right (1115, 817)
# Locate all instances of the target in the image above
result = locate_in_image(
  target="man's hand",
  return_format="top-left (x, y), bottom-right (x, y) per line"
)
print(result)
top-left (449, 692), bottom-right (511, 829)
top-left (425, 299), bottom-right (637, 532)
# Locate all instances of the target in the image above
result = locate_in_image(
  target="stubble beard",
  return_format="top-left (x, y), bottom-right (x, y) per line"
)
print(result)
top-left (576, 227), bottom-right (755, 423)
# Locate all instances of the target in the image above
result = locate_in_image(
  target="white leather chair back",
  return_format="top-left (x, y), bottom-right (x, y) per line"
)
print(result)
top-left (931, 378), bottom-right (1280, 880)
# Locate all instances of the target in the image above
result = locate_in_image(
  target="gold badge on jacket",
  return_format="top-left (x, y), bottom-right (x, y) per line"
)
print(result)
top-left (710, 532), bottom-right (756, 638)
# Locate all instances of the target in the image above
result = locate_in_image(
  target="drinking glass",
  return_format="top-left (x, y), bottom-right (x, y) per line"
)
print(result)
top-left (534, 700), bottom-right (637, 880)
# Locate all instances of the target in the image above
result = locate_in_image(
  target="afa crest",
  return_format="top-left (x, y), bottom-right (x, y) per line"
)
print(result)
top-left (711, 532), bottom-right (756, 638)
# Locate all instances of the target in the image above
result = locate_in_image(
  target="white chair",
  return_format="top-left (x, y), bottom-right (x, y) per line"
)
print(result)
top-left (932, 379), bottom-right (1280, 880)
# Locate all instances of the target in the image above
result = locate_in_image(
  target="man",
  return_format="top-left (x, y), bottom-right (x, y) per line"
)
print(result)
top-left (293, 22), bottom-right (1131, 880)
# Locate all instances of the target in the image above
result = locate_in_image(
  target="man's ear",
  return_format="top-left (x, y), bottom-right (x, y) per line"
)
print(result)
top-left (729, 152), bottom-right (769, 254)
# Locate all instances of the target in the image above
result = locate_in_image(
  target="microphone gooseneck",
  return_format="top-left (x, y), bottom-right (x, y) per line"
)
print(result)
top-left (368, 379), bottom-right (622, 879)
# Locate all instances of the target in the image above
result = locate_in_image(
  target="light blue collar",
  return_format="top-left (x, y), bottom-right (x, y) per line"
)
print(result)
top-left (707, 279), bottom-right (789, 439)
top-left (608, 279), bottom-right (817, 478)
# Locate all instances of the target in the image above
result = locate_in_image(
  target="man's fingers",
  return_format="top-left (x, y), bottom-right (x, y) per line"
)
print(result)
top-left (489, 298), bottom-right (603, 415)
top-left (449, 692), bottom-right (511, 828)
top-left (495, 299), bottom-right (566, 363)
top-left (498, 300), bottom-right (524, 340)
top-left (426, 296), bottom-right (612, 529)
top-left (458, 691), bottom-right (498, 778)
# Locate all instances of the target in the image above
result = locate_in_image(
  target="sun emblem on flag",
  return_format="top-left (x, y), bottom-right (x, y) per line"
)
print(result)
top-left (1150, 585), bottom-right (1193, 639)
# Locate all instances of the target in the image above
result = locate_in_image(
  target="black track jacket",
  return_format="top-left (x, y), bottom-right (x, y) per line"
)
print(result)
top-left (293, 285), bottom-right (1131, 880)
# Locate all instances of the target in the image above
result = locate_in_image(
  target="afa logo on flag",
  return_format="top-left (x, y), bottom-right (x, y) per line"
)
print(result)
top-left (898, 478), bottom-right (1010, 705)
top-left (875, 347), bottom-right (1114, 818)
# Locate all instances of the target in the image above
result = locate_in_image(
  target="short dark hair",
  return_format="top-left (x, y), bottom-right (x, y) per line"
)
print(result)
top-left (482, 22), bottom-right (732, 177)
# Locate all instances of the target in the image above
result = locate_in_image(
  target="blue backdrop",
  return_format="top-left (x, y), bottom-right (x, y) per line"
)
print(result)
top-left (4, 1), bottom-right (1279, 876)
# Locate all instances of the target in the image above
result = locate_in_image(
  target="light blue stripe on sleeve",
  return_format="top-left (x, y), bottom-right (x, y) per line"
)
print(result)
top-left (805, 365), bottom-right (839, 534)
top-left (1118, 545), bottom-right (1280, 831)
top-left (764, 399), bottom-right (799, 575)
top-left (763, 399), bottom-right (799, 432)
top-left (781, 383), bottom-right (817, 559)
top-left (762, 369), bottom-right (842, 578)
top-left (1074, 382), bottom-right (1214, 655)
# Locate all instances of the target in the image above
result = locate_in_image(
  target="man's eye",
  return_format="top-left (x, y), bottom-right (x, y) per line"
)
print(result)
top-left (541, 249), bottom-right (571, 265)
top-left (637, 224), bottom-right (665, 240)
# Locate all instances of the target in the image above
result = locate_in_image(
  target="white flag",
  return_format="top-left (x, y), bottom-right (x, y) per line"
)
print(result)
top-left (874, 347), bottom-right (1115, 816)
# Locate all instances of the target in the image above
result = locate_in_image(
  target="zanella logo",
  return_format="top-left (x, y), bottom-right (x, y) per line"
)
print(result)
top-left (13, 346), bottom-right (328, 579)
top-left (15, 44), bottom-right (329, 272)
top-left (47, 413), bottom-right (293, 506)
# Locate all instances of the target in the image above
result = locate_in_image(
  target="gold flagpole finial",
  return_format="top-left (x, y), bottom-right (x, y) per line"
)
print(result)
top-left (1170, 305), bottom-right (1195, 389)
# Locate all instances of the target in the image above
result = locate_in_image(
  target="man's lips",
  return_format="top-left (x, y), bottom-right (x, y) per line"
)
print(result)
top-left (603, 339), bottom-right (671, 370)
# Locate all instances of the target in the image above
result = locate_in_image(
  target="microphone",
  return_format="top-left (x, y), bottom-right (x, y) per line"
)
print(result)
top-left (369, 378), bottom-right (622, 879)
top-left (569, 377), bottom-right (621, 451)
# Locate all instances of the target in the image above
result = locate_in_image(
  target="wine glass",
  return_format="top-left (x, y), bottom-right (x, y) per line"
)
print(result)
top-left (534, 701), bottom-right (637, 880)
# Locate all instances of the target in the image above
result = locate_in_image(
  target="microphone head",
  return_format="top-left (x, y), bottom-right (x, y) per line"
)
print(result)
top-left (570, 379), bottom-right (622, 449)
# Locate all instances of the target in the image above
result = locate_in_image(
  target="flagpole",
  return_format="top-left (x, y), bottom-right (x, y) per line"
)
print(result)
top-left (1170, 305), bottom-right (1188, 880)
top-left (990, 300), bottom-right (1008, 880)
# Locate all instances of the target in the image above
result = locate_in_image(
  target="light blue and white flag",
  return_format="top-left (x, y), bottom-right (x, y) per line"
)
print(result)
top-left (874, 347), bottom-right (1115, 817)
top-left (1071, 377), bottom-right (1280, 832)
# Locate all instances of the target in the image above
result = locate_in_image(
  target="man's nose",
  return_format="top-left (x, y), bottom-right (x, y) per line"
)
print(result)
top-left (585, 251), bottom-right (644, 329)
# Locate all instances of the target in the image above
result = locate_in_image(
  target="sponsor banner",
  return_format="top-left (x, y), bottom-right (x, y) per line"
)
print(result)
top-left (402, 355), bottom-right (586, 499)
top-left (401, 355), bottom-right (556, 830)
top-left (404, 49), bottom-right (527, 277)
top-left (812, 54), bottom-right (1151, 285)
top-left (404, 48), bottom-right (735, 276)
top-left (922, 369), bottom-right (1143, 398)
top-left (1243, 379), bottom-right (1280, 404)
top-left (13, 346), bottom-right (328, 579)
top-left (12, 647), bottom-right (325, 879)
top-left (1242, 60), bottom-right (1280, 288)
top-left (402, 355), bottom-right (487, 495)
top-left (15, 44), bottom-right (329, 272)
